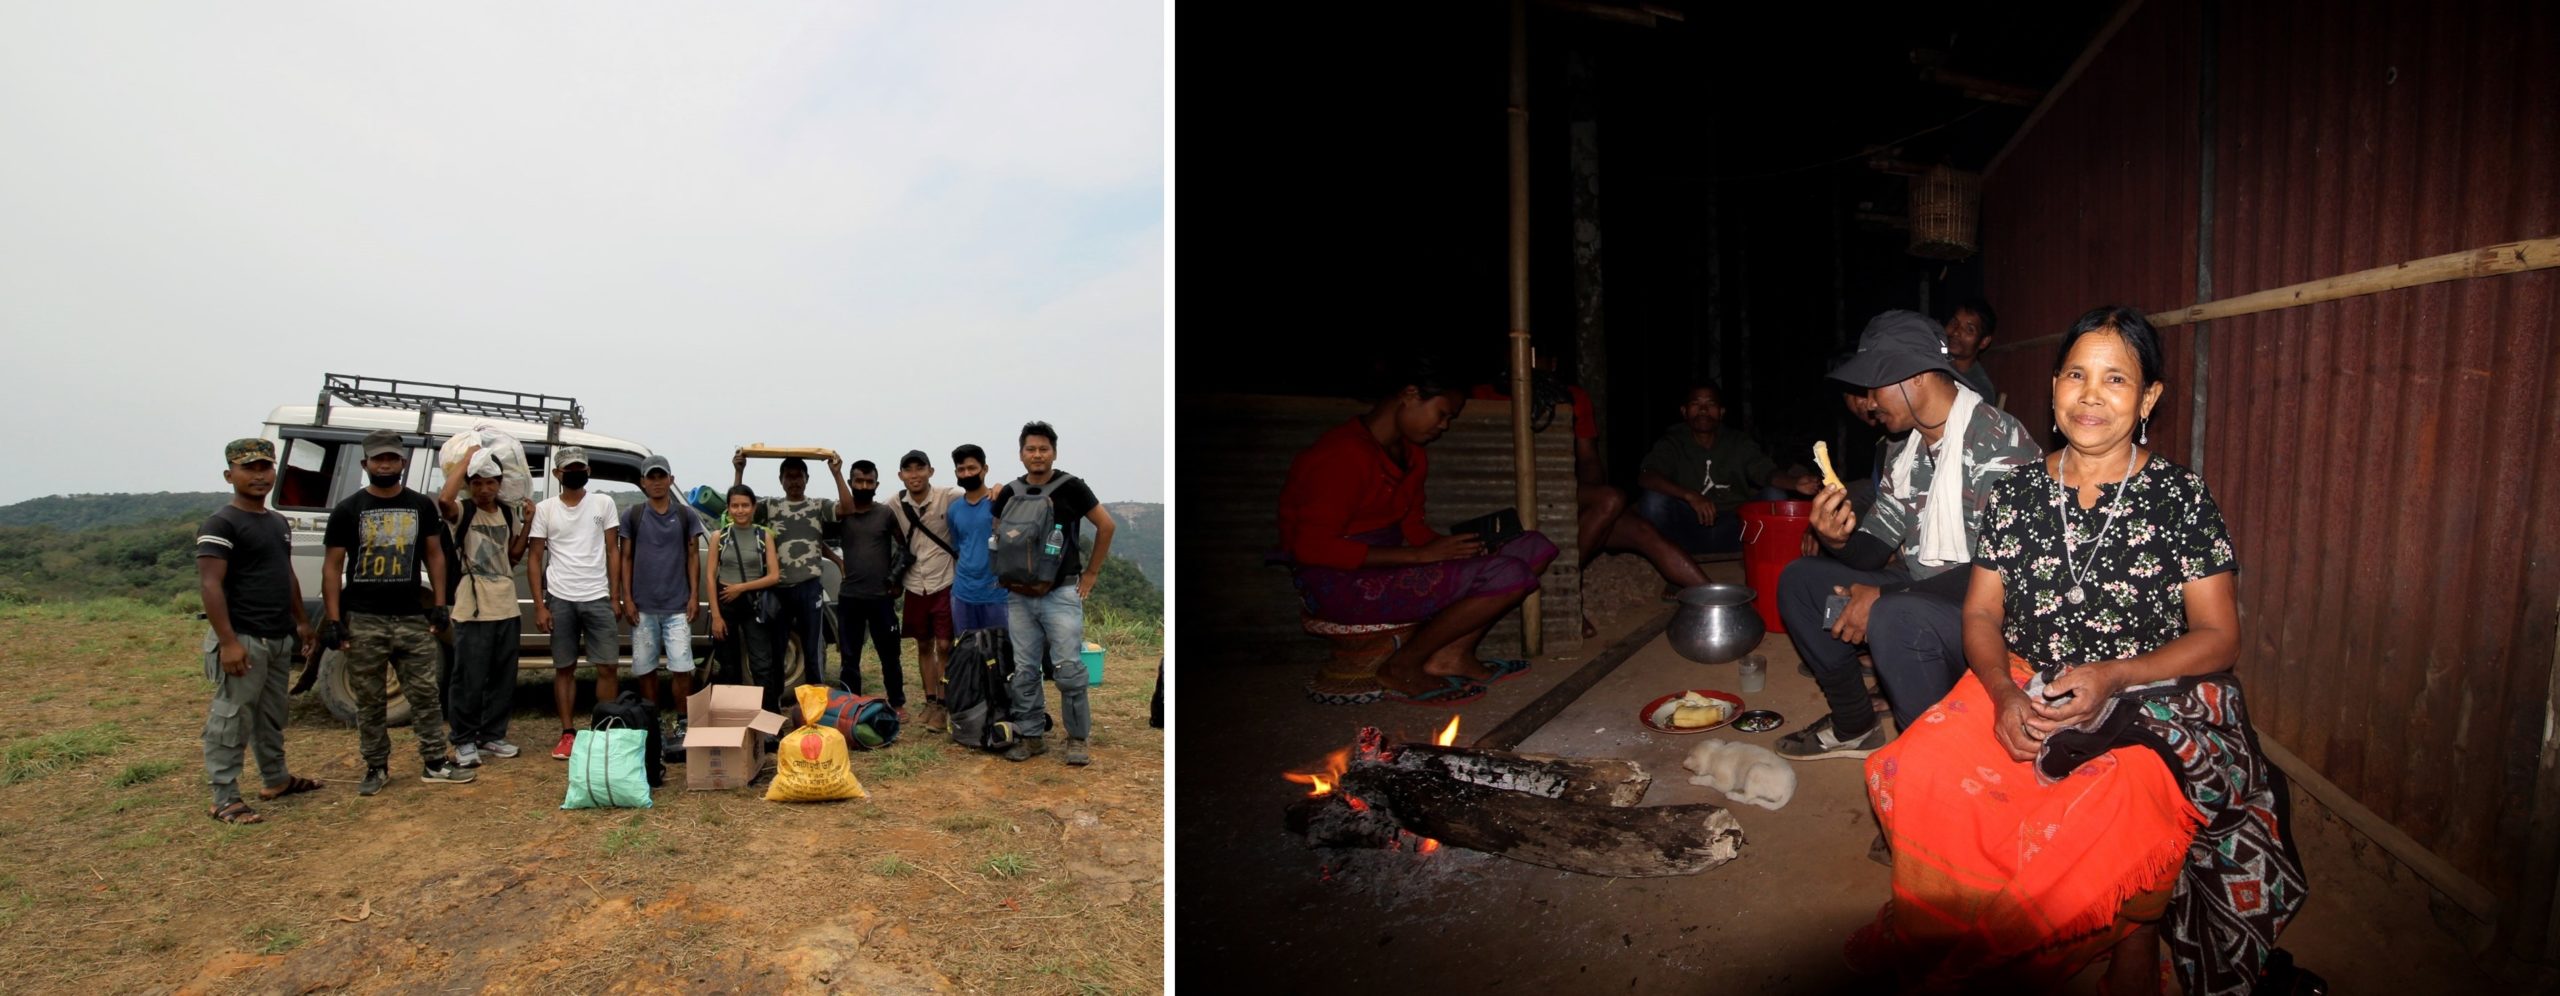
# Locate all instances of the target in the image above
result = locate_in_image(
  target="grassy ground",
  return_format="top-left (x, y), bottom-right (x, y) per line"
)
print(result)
top-left (0, 599), bottom-right (1163, 994)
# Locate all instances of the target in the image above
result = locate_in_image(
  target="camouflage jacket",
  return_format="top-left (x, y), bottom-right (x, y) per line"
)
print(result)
top-left (1858, 398), bottom-right (2040, 581)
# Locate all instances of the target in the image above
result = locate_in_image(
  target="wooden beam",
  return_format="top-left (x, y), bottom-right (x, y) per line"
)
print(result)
top-left (1296, 760), bottom-right (1748, 877)
top-left (1387, 743), bottom-right (1653, 807)
top-left (1987, 236), bottom-right (2560, 355)
top-left (2258, 734), bottom-right (2501, 924)
top-left (1985, 0), bottom-right (2147, 178)
top-left (1473, 606), bottom-right (1675, 752)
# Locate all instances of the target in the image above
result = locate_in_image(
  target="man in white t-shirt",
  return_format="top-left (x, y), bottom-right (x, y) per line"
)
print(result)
top-left (526, 447), bottom-right (622, 762)
top-left (894, 449), bottom-right (965, 731)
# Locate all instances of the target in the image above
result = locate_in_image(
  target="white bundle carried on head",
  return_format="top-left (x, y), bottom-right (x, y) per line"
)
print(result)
top-left (439, 424), bottom-right (534, 503)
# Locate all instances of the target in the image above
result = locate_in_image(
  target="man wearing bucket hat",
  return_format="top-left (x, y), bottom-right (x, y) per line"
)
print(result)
top-left (1774, 310), bottom-right (2038, 762)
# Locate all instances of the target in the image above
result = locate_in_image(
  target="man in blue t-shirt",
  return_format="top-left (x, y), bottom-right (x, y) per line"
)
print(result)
top-left (945, 444), bottom-right (1007, 634)
top-left (616, 456), bottom-right (705, 715)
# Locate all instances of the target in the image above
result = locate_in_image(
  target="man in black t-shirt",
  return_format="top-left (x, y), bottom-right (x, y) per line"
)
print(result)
top-left (993, 421), bottom-right (1114, 768)
top-left (196, 438), bottom-right (320, 824)
top-left (321, 429), bottom-right (474, 796)
top-left (834, 459), bottom-right (908, 713)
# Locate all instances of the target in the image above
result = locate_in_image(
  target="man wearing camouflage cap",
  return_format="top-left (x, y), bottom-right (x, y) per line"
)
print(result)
top-left (1776, 310), bottom-right (2039, 762)
top-left (196, 438), bottom-right (322, 823)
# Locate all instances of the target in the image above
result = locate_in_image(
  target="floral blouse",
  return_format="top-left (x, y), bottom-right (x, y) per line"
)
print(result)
top-left (1972, 454), bottom-right (2238, 672)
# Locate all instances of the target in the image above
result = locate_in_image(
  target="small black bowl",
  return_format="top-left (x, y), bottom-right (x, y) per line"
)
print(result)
top-left (1731, 709), bottom-right (1784, 733)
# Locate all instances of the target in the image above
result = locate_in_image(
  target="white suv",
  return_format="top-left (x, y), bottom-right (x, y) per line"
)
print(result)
top-left (258, 375), bottom-right (743, 727)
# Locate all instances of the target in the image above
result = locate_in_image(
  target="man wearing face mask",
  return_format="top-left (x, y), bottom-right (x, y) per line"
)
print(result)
top-left (528, 447), bottom-right (622, 762)
top-left (833, 460), bottom-right (907, 717)
top-left (321, 429), bottom-right (472, 796)
top-left (944, 444), bottom-right (1007, 637)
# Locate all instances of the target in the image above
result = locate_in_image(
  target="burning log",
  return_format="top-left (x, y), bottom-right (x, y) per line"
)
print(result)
top-left (1383, 744), bottom-right (1650, 807)
top-left (1284, 723), bottom-right (1744, 878)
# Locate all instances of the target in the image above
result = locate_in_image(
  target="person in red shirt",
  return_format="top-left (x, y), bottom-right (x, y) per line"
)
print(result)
top-left (1469, 367), bottom-right (1706, 639)
top-left (1276, 355), bottom-right (1559, 706)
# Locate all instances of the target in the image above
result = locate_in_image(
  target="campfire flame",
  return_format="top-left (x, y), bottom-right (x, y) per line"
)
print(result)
top-left (1435, 714), bottom-right (1460, 746)
top-left (1283, 747), bottom-right (1351, 798)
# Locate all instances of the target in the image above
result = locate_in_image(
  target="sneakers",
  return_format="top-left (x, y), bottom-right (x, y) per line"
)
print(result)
top-left (453, 743), bottom-right (482, 768)
top-left (921, 701), bottom-right (949, 733)
top-left (552, 730), bottom-right (578, 760)
top-left (1004, 735), bottom-right (1047, 762)
top-left (479, 739), bottom-right (521, 759)
top-left (358, 766), bottom-right (389, 797)
top-left (1774, 717), bottom-right (1890, 760)
top-left (421, 759), bottom-right (477, 784)
top-left (1062, 738), bottom-right (1090, 767)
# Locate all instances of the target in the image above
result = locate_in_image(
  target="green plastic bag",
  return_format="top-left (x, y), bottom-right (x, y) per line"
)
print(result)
top-left (562, 725), bottom-right (653, 809)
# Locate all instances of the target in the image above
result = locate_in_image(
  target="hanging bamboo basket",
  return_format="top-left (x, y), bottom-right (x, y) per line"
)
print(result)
top-left (1907, 166), bottom-right (1980, 260)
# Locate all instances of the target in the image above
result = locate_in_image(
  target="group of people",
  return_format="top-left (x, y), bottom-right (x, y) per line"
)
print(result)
top-left (194, 420), bottom-right (1114, 826)
top-left (1273, 303), bottom-right (2301, 993)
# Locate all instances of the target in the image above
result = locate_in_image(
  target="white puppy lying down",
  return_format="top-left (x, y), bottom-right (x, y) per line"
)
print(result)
top-left (1682, 738), bottom-right (1797, 811)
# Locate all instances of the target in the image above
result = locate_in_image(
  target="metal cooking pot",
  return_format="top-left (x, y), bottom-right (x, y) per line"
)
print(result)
top-left (1667, 583), bottom-right (1766, 665)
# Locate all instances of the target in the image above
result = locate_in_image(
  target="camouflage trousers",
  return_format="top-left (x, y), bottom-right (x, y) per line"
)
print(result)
top-left (344, 612), bottom-right (450, 769)
top-left (201, 630), bottom-right (296, 807)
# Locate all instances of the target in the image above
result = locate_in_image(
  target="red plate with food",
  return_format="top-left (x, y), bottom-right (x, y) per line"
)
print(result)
top-left (1640, 689), bottom-right (1745, 735)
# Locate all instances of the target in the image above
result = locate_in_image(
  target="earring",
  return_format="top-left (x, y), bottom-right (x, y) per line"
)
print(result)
top-left (2138, 417), bottom-right (2150, 446)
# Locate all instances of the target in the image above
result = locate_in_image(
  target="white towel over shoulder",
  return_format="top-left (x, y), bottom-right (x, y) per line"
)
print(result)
top-left (1887, 382), bottom-right (1982, 568)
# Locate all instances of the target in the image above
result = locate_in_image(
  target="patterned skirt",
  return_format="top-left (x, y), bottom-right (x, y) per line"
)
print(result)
top-left (1290, 527), bottom-right (1558, 626)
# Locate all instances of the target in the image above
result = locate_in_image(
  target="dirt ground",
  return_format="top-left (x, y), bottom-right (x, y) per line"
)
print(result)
top-left (0, 600), bottom-right (1163, 995)
top-left (1176, 553), bottom-right (2498, 993)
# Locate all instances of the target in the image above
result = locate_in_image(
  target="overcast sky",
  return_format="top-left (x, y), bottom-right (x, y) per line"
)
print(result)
top-left (0, 2), bottom-right (1164, 505)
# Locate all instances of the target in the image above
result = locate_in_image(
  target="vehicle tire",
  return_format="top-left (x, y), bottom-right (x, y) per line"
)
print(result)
top-left (316, 647), bottom-right (415, 729)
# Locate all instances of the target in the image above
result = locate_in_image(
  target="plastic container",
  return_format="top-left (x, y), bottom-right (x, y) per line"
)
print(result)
top-left (1081, 641), bottom-right (1105, 685)
top-left (1737, 500), bottom-right (1815, 634)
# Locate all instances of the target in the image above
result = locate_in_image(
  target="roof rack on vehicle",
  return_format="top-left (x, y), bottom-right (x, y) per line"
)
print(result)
top-left (314, 373), bottom-right (587, 443)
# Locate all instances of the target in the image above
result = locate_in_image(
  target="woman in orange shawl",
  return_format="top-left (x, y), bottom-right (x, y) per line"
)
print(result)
top-left (1855, 307), bottom-right (2305, 995)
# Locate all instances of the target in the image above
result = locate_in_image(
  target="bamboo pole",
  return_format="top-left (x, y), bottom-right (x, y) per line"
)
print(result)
top-left (1985, 236), bottom-right (2560, 356)
top-left (1508, 0), bottom-right (1542, 656)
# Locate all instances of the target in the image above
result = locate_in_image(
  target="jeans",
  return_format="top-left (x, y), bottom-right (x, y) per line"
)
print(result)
top-left (446, 616), bottom-right (521, 745)
top-left (1007, 581), bottom-right (1089, 741)
top-left (1776, 556), bottom-right (1968, 737)
top-left (201, 630), bottom-right (295, 807)
top-left (765, 578), bottom-right (827, 690)
top-left (836, 593), bottom-right (903, 706)
top-left (631, 611), bottom-right (694, 676)
top-left (953, 597), bottom-right (1008, 633)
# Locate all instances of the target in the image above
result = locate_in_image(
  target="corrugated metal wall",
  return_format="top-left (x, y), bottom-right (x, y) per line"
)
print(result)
top-left (1979, 0), bottom-right (2560, 936)
top-left (1186, 394), bottom-right (1582, 664)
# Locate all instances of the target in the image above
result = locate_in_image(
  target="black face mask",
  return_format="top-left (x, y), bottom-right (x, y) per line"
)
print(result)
top-left (367, 471), bottom-right (402, 489)
top-left (957, 475), bottom-right (984, 491)
top-left (852, 487), bottom-right (878, 503)
top-left (560, 470), bottom-right (589, 491)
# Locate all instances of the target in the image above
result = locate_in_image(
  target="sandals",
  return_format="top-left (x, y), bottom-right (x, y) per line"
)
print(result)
top-left (1381, 675), bottom-right (1487, 707)
top-left (1479, 658), bottom-right (1533, 684)
top-left (258, 775), bottom-right (324, 801)
top-left (208, 801), bottom-right (264, 825)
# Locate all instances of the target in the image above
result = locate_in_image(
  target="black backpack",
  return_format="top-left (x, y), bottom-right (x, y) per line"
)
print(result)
top-left (992, 472), bottom-right (1076, 592)
top-left (443, 499), bottom-right (518, 609)
top-left (591, 690), bottom-right (664, 788)
top-left (946, 628), bottom-right (1034, 751)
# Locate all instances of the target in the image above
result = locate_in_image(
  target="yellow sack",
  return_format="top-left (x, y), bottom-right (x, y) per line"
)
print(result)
top-left (765, 685), bottom-right (868, 803)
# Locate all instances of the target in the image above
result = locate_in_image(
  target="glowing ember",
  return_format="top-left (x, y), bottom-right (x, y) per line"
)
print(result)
top-left (1419, 837), bottom-right (1441, 855)
top-left (1283, 747), bottom-right (1351, 797)
top-left (1434, 714), bottom-right (1460, 746)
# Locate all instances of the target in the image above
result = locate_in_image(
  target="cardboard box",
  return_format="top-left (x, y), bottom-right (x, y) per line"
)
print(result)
top-left (684, 684), bottom-right (787, 790)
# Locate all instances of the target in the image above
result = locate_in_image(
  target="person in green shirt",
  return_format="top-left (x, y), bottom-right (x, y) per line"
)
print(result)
top-left (1633, 382), bottom-right (1822, 555)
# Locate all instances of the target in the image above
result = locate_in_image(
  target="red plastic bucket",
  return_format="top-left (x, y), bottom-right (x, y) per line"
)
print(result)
top-left (1737, 500), bottom-right (1812, 634)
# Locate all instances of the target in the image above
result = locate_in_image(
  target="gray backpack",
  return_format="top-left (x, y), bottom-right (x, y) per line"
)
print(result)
top-left (992, 472), bottom-right (1076, 593)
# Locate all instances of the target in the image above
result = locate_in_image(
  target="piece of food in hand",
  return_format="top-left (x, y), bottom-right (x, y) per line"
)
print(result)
top-left (1812, 441), bottom-right (1844, 490)
top-left (1669, 691), bottom-right (1731, 729)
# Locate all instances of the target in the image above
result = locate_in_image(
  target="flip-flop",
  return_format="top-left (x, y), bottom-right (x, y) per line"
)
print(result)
top-left (1479, 658), bottom-right (1533, 684)
top-left (1381, 675), bottom-right (1487, 707)
top-left (258, 775), bottom-right (324, 801)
